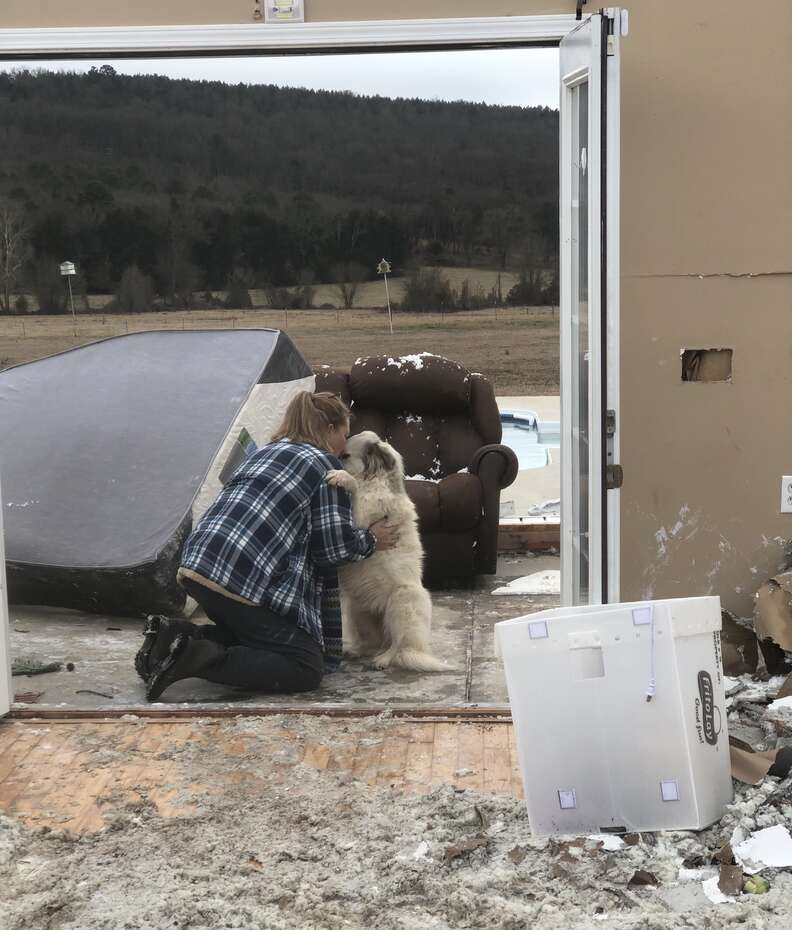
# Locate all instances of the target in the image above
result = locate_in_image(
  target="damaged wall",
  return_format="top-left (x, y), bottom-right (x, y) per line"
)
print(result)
top-left (618, 0), bottom-right (792, 616)
top-left (1, 1), bottom-right (791, 617)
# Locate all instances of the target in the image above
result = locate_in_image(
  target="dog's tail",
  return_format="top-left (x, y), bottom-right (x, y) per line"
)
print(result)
top-left (393, 649), bottom-right (449, 672)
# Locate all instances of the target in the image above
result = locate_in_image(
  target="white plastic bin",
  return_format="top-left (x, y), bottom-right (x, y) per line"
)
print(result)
top-left (495, 596), bottom-right (733, 835)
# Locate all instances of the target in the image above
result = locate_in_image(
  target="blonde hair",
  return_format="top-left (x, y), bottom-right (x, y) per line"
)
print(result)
top-left (272, 391), bottom-right (349, 451)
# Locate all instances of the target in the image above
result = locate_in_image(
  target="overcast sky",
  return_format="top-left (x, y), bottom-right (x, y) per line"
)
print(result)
top-left (29, 47), bottom-right (559, 109)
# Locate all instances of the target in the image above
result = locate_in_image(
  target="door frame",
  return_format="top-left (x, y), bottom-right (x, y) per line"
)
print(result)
top-left (559, 36), bottom-right (604, 606)
top-left (604, 9), bottom-right (622, 605)
top-left (559, 10), bottom-right (622, 607)
top-left (0, 16), bottom-right (577, 58)
top-left (0, 11), bottom-right (622, 713)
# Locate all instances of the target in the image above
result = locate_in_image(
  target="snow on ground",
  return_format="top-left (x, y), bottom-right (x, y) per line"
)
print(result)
top-left (491, 570), bottom-right (561, 596)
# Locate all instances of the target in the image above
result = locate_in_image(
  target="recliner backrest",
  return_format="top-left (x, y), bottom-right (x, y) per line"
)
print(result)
top-left (340, 354), bottom-right (502, 478)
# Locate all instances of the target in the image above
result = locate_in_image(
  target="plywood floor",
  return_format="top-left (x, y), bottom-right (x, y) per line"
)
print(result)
top-left (0, 718), bottom-right (523, 835)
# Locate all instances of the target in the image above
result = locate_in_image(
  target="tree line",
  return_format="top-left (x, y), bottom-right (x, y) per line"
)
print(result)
top-left (0, 66), bottom-right (558, 312)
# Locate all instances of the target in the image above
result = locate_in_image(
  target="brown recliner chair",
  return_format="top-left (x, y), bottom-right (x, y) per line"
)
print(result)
top-left (314, 354), bottom-right (518, 588)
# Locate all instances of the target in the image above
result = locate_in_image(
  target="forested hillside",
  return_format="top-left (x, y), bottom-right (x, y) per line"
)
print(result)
top-left (0, 66), bottom-right (558, 308)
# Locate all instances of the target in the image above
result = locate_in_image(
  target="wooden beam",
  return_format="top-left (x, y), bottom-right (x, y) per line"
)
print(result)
top-left (7, 703), bottom-right (513, 722)
top-left (498, 519), bottom-right (560, 552)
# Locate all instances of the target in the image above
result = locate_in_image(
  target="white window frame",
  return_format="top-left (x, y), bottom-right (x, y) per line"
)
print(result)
top-left (0, 16), bottom-right (576, 57)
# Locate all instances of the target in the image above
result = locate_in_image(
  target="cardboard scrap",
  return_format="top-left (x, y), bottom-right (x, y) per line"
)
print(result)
top-left (702, 875), bottom-right (737, 905)
top-left (729, 743), bottom-right (779, 786)
top-left (444, 835), bottom-right (488, 862)
top-left (754, 574), bottom-right (792, 653)
top-left (718, 863), bottom-right (744, 897)
top-left (714, 843), bottom-right (744, 896)
top-left (508, 845), bottom-right (528, 865)
top-left (721, 610), bottom-right (759, 675)
top-left (729, 733), bottom-right (792, 784)
top-left (627, 870), bottom-right (658, 887)
top-left (776, 674), bottom-right (792, 700)
top-left (714, 842), bottom-right (735, 866)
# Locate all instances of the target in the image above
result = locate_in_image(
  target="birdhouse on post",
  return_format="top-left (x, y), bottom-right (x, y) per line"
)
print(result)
top-left (377, 259), bottom-right (393, 334)
top-left (59, 261), bottom-right (77, 320)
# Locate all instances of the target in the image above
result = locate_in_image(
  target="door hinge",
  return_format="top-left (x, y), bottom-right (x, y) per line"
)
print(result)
top-left (605, 410), bottom-right (622, 489)
top-left (605, 8), bottom-right (622, 55)
top-left (606, 464), bottom-right (624, 490)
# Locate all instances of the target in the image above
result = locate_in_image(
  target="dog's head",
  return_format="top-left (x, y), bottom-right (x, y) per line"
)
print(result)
top-left (341, 430), bottom-right (405, 489)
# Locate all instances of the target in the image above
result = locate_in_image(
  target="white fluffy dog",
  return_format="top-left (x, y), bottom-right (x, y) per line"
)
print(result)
top-left (327, 430), bottom-right (447, 672)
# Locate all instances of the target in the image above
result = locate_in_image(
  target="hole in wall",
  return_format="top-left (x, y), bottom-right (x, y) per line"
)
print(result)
top-left (681, 348), bottom-right (733, 382)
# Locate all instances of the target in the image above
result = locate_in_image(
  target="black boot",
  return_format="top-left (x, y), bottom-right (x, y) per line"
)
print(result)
top-left (134, 615), bottom-right (202, 681)
top-left (146, 634), bottom-right (227, 702)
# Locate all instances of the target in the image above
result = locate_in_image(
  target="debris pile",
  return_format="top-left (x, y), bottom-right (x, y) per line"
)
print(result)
top-left (0, 711), bottom-right (791, 928)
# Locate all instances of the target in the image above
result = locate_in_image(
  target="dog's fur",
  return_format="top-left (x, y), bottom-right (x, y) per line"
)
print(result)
top-left (327, 430), bottom-right (446, 672)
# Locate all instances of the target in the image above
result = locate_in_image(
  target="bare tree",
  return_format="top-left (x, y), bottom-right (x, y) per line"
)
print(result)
top-left (0, 200), bottom-right (30, 313)
top-left (332, 261), bottom-right (366, 313)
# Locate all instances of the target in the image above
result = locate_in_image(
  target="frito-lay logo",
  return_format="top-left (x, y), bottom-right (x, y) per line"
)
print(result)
top-left (697, 671), bottom-right (718, 746)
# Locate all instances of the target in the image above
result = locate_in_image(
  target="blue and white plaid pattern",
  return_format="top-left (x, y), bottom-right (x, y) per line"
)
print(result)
top-left (181, 439), bottom-right (374, 649)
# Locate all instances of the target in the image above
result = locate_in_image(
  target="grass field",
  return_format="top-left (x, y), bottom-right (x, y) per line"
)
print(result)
top-left (267, 267), bottom-right (522, 310)
top-left (77, 268), bottom-right (523, 313)
top-left (0, 305), bottom-right (559, 395)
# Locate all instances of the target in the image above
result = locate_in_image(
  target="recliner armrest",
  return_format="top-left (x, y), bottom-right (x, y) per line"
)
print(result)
top-left (468, 444), bottom-right (519, 490)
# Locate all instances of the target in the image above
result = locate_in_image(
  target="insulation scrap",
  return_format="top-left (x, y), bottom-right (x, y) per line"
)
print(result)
top-left (10, 657), bottom-right (62, 676)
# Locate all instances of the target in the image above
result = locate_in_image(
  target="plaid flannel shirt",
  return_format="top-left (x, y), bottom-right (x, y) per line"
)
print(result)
top-left (180, 439), bottom-right (374, 650)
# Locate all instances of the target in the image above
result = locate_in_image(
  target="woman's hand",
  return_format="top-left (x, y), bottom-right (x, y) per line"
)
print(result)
top-left (369, 518), bottom-right (399, 551)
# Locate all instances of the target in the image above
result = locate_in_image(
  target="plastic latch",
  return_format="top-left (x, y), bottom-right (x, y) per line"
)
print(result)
top-left (568, 630), bottom-right (602, 650)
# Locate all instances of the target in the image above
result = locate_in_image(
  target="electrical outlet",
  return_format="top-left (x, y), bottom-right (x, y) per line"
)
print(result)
top-left (782, 477), bottom-right (792, 513)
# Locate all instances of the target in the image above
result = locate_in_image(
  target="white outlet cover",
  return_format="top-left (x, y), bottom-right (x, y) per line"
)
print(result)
top-left (782, 476), bottom-right (792, 513)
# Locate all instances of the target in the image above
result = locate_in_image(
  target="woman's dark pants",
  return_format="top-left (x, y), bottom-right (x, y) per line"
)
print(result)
top-left (181, 578), bottom-right (323, 692)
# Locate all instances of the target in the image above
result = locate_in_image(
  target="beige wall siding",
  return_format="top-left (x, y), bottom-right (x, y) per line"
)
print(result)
top-left (0, 2), bottom-right (569, 29)
top-left (2, 1), bottom-right (791, 615)
top-left (621, 275), bottom-right (791, 614)
top-left (619, 1), bottom-right (792, 614)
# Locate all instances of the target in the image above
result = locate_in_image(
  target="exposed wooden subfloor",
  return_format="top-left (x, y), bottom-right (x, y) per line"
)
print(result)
top-left (8, 703), bottom-right (512, 721)
top-left (0, 718), bottom-right (523, 835)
